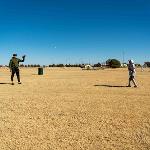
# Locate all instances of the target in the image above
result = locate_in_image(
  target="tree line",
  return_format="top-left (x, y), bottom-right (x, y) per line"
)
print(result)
top-left (17, 59), bottom-right (120, 68)
top-left (18, 63), bottom-right (102, 68)
top-left (1, 59), bottom-right (148, 68)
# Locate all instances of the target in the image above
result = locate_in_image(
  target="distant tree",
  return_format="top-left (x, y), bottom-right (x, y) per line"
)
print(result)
top-left (135, 64), bottom-right (141, 67)
top-left (93, 62), bottom-right (101, 67)
top-left (37, 64), bottom-right (40, 67)
top-left (79, 64), bottom-right (85, 68)
top-left (106, 59), bottom-right (112, 66)
top-left (106, 59), bottom-right (121, 68)
top-left (74, 64), bottom-right (80, 67)
top-left (51, 64), bottom-right (56, 67)
top-left (65, 64), bottom-right (70, 67)
top-left (73, 64), bottom-right (79, 67)
top-left (57, 64), bottom-right (64, 67)
top-left (20, 64), bottom-right (24, 67)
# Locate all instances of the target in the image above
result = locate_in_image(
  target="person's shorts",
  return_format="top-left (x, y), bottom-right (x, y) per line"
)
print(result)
top-left (11, 67), bottom-right (19, 75)
top-left (129, 75), bottom-right (135, 80)
top-left (129, 72), bottom-right (135, 80)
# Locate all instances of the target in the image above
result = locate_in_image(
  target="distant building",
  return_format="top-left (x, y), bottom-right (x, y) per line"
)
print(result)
top-left (121, 63), bottom-right (128, 67)
top-left (84, 65), bottom-right (93, 70)
top-left (144, 62), bottom-right (150, 67)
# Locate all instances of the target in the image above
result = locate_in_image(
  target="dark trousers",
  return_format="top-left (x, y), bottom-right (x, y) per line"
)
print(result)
top-left (11, 68), bottom-right (20, 82)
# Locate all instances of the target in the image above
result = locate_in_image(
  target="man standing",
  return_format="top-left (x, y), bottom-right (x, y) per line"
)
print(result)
top-left (127, 59), bottom-right (138, 88)
top-left (9, 54), bottom-right (26, 85)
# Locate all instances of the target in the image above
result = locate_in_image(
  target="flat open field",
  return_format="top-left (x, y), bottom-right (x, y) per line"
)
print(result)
top-left (0, 67), bottom-right (150, 150)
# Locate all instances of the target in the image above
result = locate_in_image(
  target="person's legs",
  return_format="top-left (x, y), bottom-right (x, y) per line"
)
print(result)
top-left (131, 73), bottom-right (137, 87)
top-left (11, 69), bottom-right (15, 85)
top-left (16, 68), bottom-right (21, 83)
top-left (132, 78), bottom-right (138, 87)
top-left (128, 75), bottom-right (137, 87)
top-left (127, 76), bottom-right (132, 87)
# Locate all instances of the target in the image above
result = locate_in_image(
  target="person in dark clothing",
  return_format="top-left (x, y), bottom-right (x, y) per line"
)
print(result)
top-left (9, 54), bottom-right (26, 85)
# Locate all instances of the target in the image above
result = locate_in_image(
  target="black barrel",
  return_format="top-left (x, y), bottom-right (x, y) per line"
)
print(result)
top-left (38, 67), bottom-right (43, 75)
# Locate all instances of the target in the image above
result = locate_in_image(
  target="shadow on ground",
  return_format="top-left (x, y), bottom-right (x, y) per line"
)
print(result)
top-left (0, 83), bottom-right (12, 85)
top-left (94, 84), bottom-right (128, 88)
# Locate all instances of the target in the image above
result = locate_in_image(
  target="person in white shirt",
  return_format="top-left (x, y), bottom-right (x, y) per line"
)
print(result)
top-left (127, 60), bottom-right (138, 88)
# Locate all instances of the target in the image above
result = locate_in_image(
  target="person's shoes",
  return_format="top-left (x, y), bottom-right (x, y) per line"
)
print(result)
top-left (11, 83), bottom-right (14, 85)
top-left (127, 85), bottom-right (131, 87)
top-left (134, 85), bottom-right (138, 88)
top-left (18, 82), bottom-right (22, 84)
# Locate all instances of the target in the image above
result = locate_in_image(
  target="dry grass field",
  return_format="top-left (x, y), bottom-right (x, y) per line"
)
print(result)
top-left (0, 67), bottom-right (150, 150)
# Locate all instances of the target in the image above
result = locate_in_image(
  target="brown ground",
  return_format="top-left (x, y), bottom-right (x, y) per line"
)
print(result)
top-left (0, 67), bottom-right (150, 150)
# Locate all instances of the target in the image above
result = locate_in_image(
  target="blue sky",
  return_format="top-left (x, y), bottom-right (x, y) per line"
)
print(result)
top-left (0, 0), bottom-right (150, 65)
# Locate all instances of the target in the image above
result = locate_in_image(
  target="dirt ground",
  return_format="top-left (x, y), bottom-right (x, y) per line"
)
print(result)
top-left (0, 67), bottom-right (150, 150)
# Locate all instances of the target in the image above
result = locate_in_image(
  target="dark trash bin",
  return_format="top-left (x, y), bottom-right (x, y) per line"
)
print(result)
top-left (38, 67), bottom-right (43, 75)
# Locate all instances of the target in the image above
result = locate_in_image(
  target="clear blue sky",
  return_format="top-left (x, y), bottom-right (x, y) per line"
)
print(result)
top-left (0, 0), bottom-right (150, 65)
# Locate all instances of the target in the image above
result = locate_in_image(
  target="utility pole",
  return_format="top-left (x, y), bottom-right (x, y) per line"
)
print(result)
top-left (122, 51), bottom-right (125, 67)
top-left (89, 58), bottom-right (91, 65)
